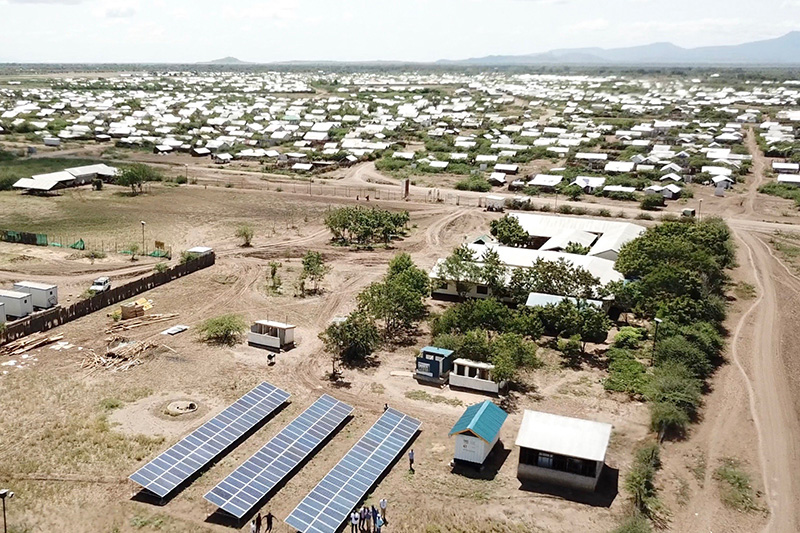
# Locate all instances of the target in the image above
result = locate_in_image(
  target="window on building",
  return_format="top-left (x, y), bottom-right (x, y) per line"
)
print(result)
top-left (476, 285), bottom-right (488, 295)
top-left (537, 452), bottom-right (554, 469)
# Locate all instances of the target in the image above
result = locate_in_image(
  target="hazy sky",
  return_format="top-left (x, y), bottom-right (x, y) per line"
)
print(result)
top-left (1, 0), bottom-right (799, 63)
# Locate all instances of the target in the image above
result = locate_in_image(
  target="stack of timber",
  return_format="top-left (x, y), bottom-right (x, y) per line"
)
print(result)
top-left (105, 313), bottom-right (178, 334)
top-left (1, 333), bottom-right (64, 356)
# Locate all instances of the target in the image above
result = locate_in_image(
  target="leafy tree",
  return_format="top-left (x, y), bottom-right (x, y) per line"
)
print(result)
top-left (577, 303), bottom-right (613, 351)
top-left (198, 314), bottom-right (246, 345)
top-left (324, 206), bottom-right (409, 245)
top-left (480, 248), bottom-right (508, 298)
top-left (116, 163), bottom-right (160, 195)
top-left (507, 258), bottom-right (602, 305)
top-left (236, 224), bottom-right (254, 247)
top-left (508, 308), bottom-right (544, 340)
top-left (319, 310), bottom-right (381, 372)
top-left (126, 243), bottom-right (140, 261)
top-left (489, 215), bottom-right (530, 247)
top-left (433, 329), bottom-right (493, 362)
top-left (358, 253), bottom-right (428, 338)
top-left (564, 242), bottom-right (591, 255)
top-left (561, 184), bottom-right (583, 201)
top-left (301, 251), bottom-right (331, 293)
top-left (491, 332), bottom-right (540, 382)
top-left (435, 244), bottom-right (480, 299)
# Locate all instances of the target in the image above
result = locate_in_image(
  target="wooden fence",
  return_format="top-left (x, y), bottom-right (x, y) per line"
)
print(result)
top-left (0, 252), bottom-right (215, 345)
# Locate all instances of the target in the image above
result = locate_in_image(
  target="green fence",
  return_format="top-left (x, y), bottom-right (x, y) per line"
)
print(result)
top-left (1, 230), bottom-right (48, 246)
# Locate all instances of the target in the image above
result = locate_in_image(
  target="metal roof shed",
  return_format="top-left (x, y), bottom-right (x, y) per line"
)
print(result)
top-left (515, 410), bottom-right (612, 491)
top-left (449, 401), bottom-right (508, 465)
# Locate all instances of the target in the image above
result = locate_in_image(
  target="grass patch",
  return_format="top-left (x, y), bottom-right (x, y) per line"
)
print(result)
top-left (370, 383), bottom-right (385, 395)
top-left (713, 457), bottom-right (759, 512)
top-left (733, 282), bottom-right (756, 300)
top-left (690, 452), bottom-right (707, 485)
top-left (404, 389), bottom-right (462, 407)
top-left (99, 398), bottom-right (123, 411)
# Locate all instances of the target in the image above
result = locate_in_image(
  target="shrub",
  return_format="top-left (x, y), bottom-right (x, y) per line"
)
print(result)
top-left (198, 314), bottom-right (247, 345)
top-left (605, 348), bottom-right (649, 395)
top-left (625, 443), bottom-right (662, 518)
top-left (614, 326), bottom-right (645, 349)
top-left (640, 195), bottom-right (664, 211)
top-left (455, 176), bottom-right (491, 192)
top-left (611, 513), bottom-right (652, 533)
top-left (235, 224), bottom-right (254, 247)
top-left (180, 251), bottom-right (200, 264)
top-left (713, 458), bottom-right (758, 512)
top-left (153, 262), bottom-right (168, 273)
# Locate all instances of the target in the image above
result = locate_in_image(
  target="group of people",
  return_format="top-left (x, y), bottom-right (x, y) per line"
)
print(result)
top-left (249, 511), bottom-right (273, 533)
top-left (350, 498), bottom-right (388, 533)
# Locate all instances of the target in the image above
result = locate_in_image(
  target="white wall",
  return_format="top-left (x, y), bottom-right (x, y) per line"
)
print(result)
top-left (450, 373), bottom-right (500, 394)
top-left (454, 433), bottom-right (499, 464)
top-left (517, 462), bottom-right (601, 491)
top-left (0, 294), bottom-right (32, 319)
top-left (0, 302), bottom-right (5, 325)
top-left (13, 284), bottom-right (58, 309)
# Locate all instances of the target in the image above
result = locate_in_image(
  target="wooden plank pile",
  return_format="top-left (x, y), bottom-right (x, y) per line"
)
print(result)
top-left (105, 313), bottom-right (179, 334)
top-left (1, 333), bottom-right (64, 356)
top-left (81, 338), bottom-right (159, 372)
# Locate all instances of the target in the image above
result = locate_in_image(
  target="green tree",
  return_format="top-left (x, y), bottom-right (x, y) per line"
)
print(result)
top-left (557, 334), bottom-right (583, 363)
top-left (479, 248), bottom-right (508, 298)
top-left (301, 251), bottom-right (331, 293)
top-left (491, 332), bottom-right (540, 382)
top-left (126, 243), bottom-right (140, 261)
top-left (645, 361), bottom-right (702, 439)
top-left (489, 215), bottom-right (530, 247)
top-left (577, 303), bottom-right (613, 351)
top-left (319, 310), bottom-right (381, 372)
top-left (198, 314), bottom-right (246, 346)
top-left (435, 244), bottom-right (480, 299)
top-left (116, 163), bottom-right (160, 195)
top-left (564, 242), bottom-right (591, 255)
top-left (507, 258), bottom-right (601, 305)
top-left (236, 224), bottom-right (254, 247)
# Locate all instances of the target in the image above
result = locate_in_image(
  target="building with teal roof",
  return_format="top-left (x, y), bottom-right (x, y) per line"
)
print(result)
top-left (449, 400), bottom-right (508, 465)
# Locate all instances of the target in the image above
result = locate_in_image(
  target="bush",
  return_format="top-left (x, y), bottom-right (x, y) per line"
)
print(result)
top-left (713, 458), bottom-right (758, 512)
top-left (235, 224), bottom-right (254, 247)
top-left (624, 442), bottom-right (662, 518)
top-left (180, 251), bottom-right (200, 264)
top-left (640, 195), bottom-right (664, 211)
top-left (455, 176), bottom-right (491, 192)
top-left (198, 314), bottom-right (246, 345)
top-left (614, 326), bottom-right (644, 349)
top-left (153, 262), bottom-right (168, 273)
top-left (605, 348), bottom-right (648, 395)
top-left (646, 361), bottom-right (702, 438)
top-left (611, 513), bottom-right (652, 533)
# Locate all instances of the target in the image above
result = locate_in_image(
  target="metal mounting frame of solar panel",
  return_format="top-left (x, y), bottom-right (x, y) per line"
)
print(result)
top-left (285, 408), bottom-right (421, 533)
top-left (129, 382), bottom-right (290, 498)
top-left (204, 394), bottom-right (354, 519)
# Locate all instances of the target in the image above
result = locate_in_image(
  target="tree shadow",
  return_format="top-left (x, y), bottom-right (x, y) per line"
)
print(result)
top-left (500, 382), bottom-right (541, 414)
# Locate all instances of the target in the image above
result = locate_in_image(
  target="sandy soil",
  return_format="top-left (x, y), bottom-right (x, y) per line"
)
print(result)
top-left (0, 131), bottom-right (799, 532)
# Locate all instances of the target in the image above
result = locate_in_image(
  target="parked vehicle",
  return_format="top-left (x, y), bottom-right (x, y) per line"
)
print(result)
top-left (90, 277), bottom-right (111, 293)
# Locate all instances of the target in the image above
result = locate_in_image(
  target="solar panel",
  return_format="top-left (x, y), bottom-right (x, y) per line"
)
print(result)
top-left (129, 382), bottom-right (290, 498)
top-left (285, 408), bottom-right (421, 533)
top-left (204, 394), bottom-right (354, 518)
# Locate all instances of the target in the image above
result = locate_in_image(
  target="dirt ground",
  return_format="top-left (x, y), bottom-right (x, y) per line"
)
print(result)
top-left (0, 132), bottom-right (799, 532)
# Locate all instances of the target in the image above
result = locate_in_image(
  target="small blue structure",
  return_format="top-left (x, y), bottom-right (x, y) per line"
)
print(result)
top-left (415, 346), bottom-right (455, 384)
top-left (449, 400), bottom-right (508, 464)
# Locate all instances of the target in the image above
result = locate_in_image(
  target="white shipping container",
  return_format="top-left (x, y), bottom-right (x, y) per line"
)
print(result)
top-left (0, 302), bottom-right (5, 325)
top-left (0, 290), bottom-right (33, 318)
top-left (454, 433), bottom-right (498, 464)
top-left (13, 281), bottom-right (58, 309)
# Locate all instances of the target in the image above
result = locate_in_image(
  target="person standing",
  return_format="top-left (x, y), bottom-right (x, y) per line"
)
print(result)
top-left (379, 497), bottom-right (387, 521)
top-left (265, 511), bottom-right (274, 532)
top-left (409, 449), bottom-right (415, 472)
top-left (383, 403), bottom-right (389, 412)
top-left (350, 510), bottom-right (359, 533)
top-left (375, 514), bottom-right (384, 533)
top-left (363, 506), bottom-right (371, 532)
top-left (255, 512), bottom-right (262, 533)
top-left (371, 505), bottom-right (378, 531)
top-left (250, 519), bottom-right (257, 533)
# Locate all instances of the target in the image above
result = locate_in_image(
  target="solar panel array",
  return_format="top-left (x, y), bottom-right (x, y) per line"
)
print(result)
top-left (130, 382), bottom-right (290, 498)
top-left (204, 394), bottom-right (354, 518)
top-left (285, 408), bottom-right (421, 533)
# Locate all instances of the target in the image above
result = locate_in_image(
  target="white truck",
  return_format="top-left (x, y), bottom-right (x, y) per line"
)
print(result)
top-left (89, 277), bottom-right (111, 293)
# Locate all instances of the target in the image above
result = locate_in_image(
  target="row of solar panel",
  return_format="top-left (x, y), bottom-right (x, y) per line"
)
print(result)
top-left (286, 409), bottom-right (421, 533)
top-left (129, 382), bottom-right (420, 533)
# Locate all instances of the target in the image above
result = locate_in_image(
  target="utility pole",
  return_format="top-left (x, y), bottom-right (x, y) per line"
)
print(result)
top-left (651, 317), bottom-right (663, 366)
top-left (1, 489), bottom-right (14, 533)
top-left (140, 221), bottom-right (146, 255)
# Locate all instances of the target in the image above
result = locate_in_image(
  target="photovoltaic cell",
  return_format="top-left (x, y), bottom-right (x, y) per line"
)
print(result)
top-left (285, 408), bottom-right (421, 533)
top-left (129, 382), bottom-right (290, 498)
top-left (204, 394), bottom-right (353, 518)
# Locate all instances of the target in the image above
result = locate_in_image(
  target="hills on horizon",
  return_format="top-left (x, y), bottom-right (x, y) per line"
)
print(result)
top-left (198, 56), bottom-right (251, 65)
top-left (439, 31), bottom-right (800, 66)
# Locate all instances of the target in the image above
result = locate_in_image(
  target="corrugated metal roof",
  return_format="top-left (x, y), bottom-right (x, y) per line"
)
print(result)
top-left (449, 400), bottom-right (508, 444)
top-left (515, 410), bottom-right (612, 462)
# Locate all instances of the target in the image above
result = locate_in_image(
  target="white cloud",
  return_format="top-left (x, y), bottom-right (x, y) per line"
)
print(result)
top-left (105, 6), bottom-right (135, 18)
top-left (567, 18), bottom-right (609, 32)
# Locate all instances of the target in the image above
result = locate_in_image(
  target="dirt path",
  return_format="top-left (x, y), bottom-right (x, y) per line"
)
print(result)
top-left (744, 128), bottom-right (768, 218)
top-left (734, 231), bottom-right (800, 532)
